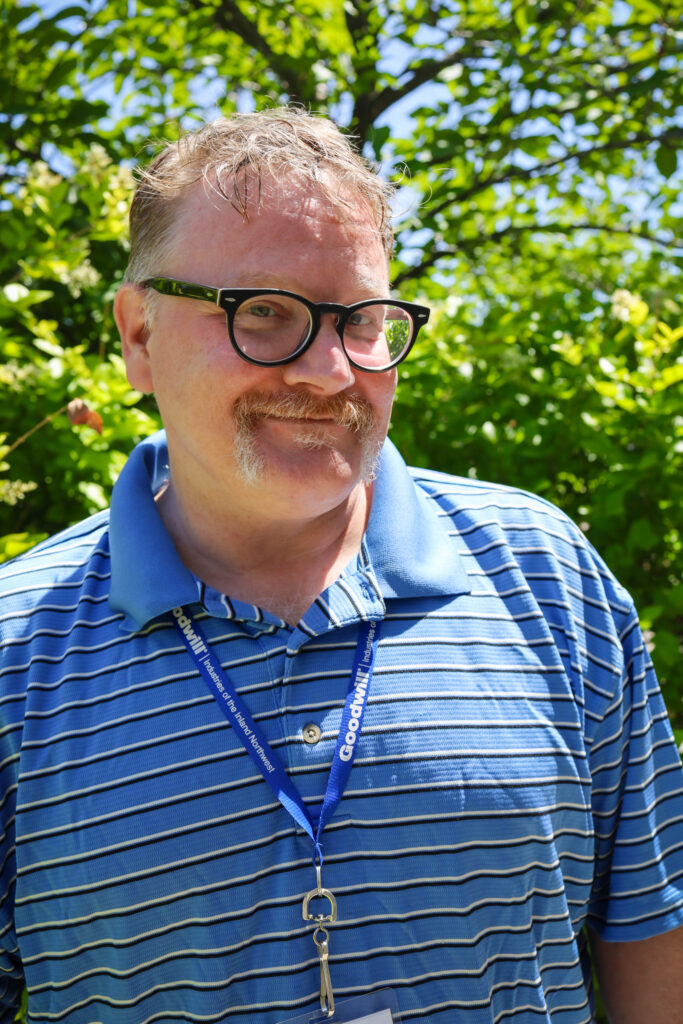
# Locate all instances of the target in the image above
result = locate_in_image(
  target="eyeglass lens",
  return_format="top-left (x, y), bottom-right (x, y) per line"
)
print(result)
top-left (232, 295), bottom-right (413, 368)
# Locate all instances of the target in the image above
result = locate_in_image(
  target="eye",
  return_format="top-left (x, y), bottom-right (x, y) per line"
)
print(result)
top-left (242, 301), bottom-right (280, 319)
top-left (347, 310), bottom-right (376, 328)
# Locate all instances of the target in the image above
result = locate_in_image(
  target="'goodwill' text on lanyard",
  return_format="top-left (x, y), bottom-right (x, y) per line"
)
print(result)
top-left (172, 607), bottom-right (381, 866)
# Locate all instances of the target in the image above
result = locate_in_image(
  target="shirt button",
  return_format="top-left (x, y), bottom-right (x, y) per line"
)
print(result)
top-left (302, 723), bottom-right (322, 745)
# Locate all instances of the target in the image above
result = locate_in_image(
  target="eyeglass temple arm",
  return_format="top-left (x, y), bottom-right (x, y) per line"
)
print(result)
top-left (142, 278), bottom-right (221, 305)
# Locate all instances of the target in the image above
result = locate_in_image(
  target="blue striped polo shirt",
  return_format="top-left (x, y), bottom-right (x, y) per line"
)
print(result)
top-left (0, 431), bottom-right (682, 1023)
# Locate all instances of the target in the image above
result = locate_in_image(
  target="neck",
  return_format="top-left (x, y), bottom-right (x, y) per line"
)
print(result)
top-left (156, 477), bottom-right (371, 625)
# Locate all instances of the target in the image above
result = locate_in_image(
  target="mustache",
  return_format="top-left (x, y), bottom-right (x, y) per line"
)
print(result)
top-left (232, 391), bottom-right (376, 435)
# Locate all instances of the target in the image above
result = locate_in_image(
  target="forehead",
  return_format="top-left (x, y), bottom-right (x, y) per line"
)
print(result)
top-left (169, 175), bottom-right (389, 289)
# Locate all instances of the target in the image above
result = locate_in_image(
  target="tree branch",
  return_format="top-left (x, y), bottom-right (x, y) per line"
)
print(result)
top-left (344, 2), bottom-right (383, 143)
top-left (420, 127), bottom-right (683, 220)
top-left (391, 221), bottom-right (680, 287)
top-left (358, 37), bottom-right (507, 131)
top-left (193, 0), bottom-right (313, 104)
top-left (3, 403), bottom-right (70, 458)
top-left (355, 30), bottom-right (682, 147)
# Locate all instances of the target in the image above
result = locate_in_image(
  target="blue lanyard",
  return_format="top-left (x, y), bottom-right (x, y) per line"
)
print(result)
top-left (172, 607), bottom-right (381, 866)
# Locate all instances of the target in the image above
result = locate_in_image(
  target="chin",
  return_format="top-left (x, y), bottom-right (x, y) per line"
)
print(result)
top-left (234, 433), bottom-right (381, 490)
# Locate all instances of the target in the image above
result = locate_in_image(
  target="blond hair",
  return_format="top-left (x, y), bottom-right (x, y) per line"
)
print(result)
top-left (124, 107), bottom-right (394, 284)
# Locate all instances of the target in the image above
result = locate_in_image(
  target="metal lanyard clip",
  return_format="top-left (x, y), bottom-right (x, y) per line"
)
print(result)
top-left (302, 860), bottom-right (338, 924)
top-left (314, 925), bottom-right (335, 1017)
top-left (303, 861), bottom-right (337, 1016)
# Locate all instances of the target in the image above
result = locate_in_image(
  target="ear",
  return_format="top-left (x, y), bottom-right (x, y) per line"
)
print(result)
top-left (113, 284), bottom-right (155, 394)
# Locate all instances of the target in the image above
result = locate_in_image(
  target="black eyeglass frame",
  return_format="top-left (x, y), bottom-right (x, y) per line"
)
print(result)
top-left (141, 276), bottom-right (430, 373)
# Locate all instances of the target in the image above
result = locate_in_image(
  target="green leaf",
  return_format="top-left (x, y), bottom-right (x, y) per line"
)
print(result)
top-left (0, 532), bottom-right (48, 563)
top-left (656, 143), bottom-right (678, 179)
top-left (513, 2), bottom-right (528, 37)
top-left (627, 517), bottom-right (662, 552)
top-left (371, 124), bottom-right (390, 158)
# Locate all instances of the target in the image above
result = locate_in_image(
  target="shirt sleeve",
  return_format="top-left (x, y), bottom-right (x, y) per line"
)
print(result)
top-left (583, 575), bottom-right (683, 941)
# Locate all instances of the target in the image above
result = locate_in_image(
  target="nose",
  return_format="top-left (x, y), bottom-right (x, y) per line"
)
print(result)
top-left (280, 313), bottom-right (355, 394)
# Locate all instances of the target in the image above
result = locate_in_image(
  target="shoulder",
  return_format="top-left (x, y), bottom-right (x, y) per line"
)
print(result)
top-left (409, 464), bottom-right (587, 549)
top-left (408, 464), bottom-right (634, 618)
top-left (410, 463), bottom-right (580, 527)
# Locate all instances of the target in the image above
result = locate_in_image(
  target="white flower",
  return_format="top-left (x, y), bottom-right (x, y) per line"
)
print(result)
top-left (3, 283), bottom-right (29, 303)
top-left (83, 144), bottom-right (111, 176)
top-left (67, 260), bottom-right (101, 297)
top-left (610, 288), bottom-right (649, 326)
top-left (445, 295), bottom-right (463, 317)
top-left (28, 161), bottom-right (62, 191)
top-left (611, 288), bottom-right (638, 321)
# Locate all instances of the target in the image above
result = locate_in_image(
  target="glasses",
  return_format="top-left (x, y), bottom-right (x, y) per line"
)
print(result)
top-left (142, 277), bottom-right (430, 373)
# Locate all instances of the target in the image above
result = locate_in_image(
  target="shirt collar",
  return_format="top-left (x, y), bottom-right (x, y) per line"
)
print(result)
top-left (365, 439), bottom-right (470, 600)
top-left (109, 431), bottom-right (198, 630)
top-left (109, 430), bottom-right (469, 631)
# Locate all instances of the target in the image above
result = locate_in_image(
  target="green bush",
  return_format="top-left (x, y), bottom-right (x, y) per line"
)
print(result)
top-left (0, 146), bottom-right (160, 558)
top-left (392, 282), bottom-right (683, 722)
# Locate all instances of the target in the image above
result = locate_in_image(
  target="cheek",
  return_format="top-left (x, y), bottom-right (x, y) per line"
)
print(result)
top-left (147, 316), bottom-right (239, 393)
top-left (361, 371), bottom-right (397, 422)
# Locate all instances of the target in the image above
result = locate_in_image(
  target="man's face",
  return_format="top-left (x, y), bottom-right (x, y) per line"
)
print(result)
top-left (123, 177), bottom-right (397, 519)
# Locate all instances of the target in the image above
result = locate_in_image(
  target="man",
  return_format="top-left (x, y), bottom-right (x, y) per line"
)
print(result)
top-left (0, 108), bottom-right (681, 1024)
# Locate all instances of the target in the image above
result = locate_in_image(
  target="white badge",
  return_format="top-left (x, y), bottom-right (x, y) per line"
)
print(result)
top-left (278, 989), bottom-right (397, 1023)
top-left (337, 1012), bottom-right (393, 1024)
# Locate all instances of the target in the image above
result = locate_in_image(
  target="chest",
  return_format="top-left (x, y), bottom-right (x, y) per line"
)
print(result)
top-left (13, 606), bottom-right (594, 1021)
